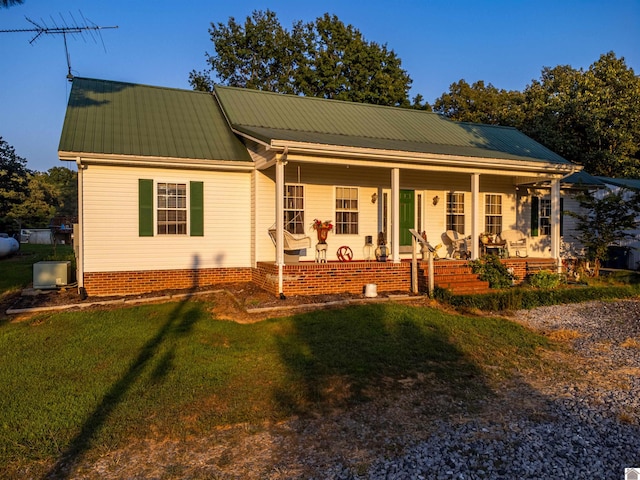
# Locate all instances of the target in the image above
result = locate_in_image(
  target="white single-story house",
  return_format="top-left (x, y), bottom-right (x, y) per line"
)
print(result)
top-left (58, 78), bottom-right (584, 297)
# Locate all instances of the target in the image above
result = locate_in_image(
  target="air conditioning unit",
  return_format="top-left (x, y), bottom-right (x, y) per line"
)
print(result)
top-left (33, 261), bottom-right (71, 289)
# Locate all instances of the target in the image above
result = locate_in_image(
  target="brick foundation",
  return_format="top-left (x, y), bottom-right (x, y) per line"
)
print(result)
top-left (83, 267), bottom-right (252, 296)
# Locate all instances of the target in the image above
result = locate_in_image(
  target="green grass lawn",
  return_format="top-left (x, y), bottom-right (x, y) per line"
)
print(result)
top-left (0, 299), bottom-right (551, 477)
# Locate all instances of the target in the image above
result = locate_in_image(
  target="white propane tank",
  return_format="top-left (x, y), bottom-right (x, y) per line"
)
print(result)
top-left (0, 236), bottom-right (19, 258)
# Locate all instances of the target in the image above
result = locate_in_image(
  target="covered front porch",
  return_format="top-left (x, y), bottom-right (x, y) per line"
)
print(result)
top-left (253, 257), bottom-right (556, 297)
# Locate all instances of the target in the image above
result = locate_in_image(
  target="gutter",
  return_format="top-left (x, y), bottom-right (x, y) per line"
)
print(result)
top-left (58, 152), bottom-right (255, 172)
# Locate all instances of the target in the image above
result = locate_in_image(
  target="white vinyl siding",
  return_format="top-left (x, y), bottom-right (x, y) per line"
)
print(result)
top-left (82, 164), bottom-right (251, 272)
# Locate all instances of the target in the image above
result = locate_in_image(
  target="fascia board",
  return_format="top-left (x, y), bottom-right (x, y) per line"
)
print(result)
top-left (59, 151), bottom-right (255, 172)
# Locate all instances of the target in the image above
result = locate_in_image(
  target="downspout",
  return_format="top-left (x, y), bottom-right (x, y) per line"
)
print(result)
top-left (276, 147), bottom-right (288, 298)
top-left (75, 157), bottom-right (86, 297)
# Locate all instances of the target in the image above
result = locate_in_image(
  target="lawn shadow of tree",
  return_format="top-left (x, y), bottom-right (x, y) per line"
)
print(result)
top-left (45, 255), bottom-right (204, 479)
top-left (274, 303), bottom-right (493, 415)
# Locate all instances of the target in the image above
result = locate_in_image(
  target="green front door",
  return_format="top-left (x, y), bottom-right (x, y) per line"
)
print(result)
top-left (400, 190), bottom-right (415, 247)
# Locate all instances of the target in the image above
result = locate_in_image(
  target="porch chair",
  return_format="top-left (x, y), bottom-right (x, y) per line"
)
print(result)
top-left (444, 230), bottom-right (471, 259)
top-left (268, 226), bottom-right (312, 264)
top-left (500, 229), bottom-right (529, 258)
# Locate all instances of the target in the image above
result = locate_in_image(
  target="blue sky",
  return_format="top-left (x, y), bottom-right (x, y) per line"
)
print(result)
top-left (1, 0), bottom-right (638, 173)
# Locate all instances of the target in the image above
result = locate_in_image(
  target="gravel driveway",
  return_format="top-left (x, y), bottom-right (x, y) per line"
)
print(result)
top-left (356, 300), bottom-right (640, 480)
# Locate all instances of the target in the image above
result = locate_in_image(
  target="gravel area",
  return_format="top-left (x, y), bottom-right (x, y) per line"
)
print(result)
top-left (345, 300), bottom-right (640, 480)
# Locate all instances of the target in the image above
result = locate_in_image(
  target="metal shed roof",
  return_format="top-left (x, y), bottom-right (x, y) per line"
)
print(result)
top-left (59, 78), bottom-right (251, 162)
top-left (214, 85), bottom-right (573, 165)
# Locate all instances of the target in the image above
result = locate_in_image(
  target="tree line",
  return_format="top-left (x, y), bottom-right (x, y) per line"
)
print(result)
top-left (0, 137), bottom-right (76, 233)
top-left (192, 10), bottom-right (640, 179)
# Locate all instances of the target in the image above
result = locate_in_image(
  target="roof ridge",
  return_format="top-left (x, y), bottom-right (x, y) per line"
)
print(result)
top-left (214, 84), bottom-right (444, 116)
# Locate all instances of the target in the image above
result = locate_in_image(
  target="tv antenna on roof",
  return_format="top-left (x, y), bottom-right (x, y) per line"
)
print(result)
top-left (0, 11), bottom-right (118, 81)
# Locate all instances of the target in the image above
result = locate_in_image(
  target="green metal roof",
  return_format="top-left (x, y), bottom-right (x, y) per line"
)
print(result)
top-left (59, 78), bottom-right (251, 162)
top-left (562, 171), bottom-right (605, 187)
top-left (214, 86), bottom-right (573, 165)
top-left (596, 176), bottom-right (640, 191)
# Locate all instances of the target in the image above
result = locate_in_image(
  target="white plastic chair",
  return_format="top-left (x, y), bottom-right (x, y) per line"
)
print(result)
top-left (445, 230), bottom-right (470, 259)
top-left (500, 229), bottom-right (529, 258)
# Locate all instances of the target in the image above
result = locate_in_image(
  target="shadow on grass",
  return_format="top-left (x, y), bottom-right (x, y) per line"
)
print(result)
top-left (275, 303), bottom-right (491, 414)
top-left (45, 256), bottom-right (204, 479)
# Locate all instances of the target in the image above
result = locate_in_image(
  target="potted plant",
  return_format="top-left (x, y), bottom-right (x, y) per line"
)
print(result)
top-left (312, 219), bottom-right (333, 244)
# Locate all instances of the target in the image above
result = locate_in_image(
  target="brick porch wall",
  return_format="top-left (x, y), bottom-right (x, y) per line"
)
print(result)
top-left (501, 258), bottom-right (558, 284)
top-left (83, 267), bottom-right (252, 296)
top-left (255, 261), bottom-right (411, 297)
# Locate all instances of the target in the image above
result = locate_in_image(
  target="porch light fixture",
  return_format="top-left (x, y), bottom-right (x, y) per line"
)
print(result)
top-left (432, 195), bottom-right (440, 206)
top-left (371, 192), bottom-right (378, 204)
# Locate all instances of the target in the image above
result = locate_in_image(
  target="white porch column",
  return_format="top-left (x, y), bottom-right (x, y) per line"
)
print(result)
top-left (391, 168), bottom-right (400, 263)
top-left (470, 173), bottom-right (480, 260)
top-left (550, 178), bottom-right (561, 267)
top-left (275, 159), bottom-right (285, 294)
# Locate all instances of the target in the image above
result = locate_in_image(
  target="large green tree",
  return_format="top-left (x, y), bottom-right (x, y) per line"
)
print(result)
top-left (1, 138), bottom-right (77, 231)
top-left (432, 79), bottom-right (524, 125)
top-left (0, 0), bottom-right (24, 8)
top-left (43, 166), bottom-right (77, 217)
top-left (295, 14), bottom-right (412, 106)
top-left (433, 53), bottom-right (640, 178)
top-left (6, 171), bottom-right (57, 230)
top-left (190, 10), bottom-right (305, 94)
top-left (190, 10), bottom-right (415, 107)
top-left (0, 137), bottom-right (30, 228)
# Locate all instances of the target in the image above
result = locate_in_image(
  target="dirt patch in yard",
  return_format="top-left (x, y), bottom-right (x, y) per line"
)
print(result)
top-left (2, 282), bottom-right (424, 323)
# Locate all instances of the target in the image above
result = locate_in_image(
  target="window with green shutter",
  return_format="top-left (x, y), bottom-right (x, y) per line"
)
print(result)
top-left (139, 179), bottom-right (204, 237)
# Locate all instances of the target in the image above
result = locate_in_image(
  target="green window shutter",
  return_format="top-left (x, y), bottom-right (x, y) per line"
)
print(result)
top-left (560, 198), bottom-right (564, 236)
top-left (531, 196), bottom-right (539, 237)
top-left (139, 179), bottom-right (154, 237)
top-left (190, 181), bottom-right (204, 236)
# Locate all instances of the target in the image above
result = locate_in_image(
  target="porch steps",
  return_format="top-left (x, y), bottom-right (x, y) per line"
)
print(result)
top-left (421, 261), bottom-right (491, 295)
top-left (433, 275), bottom-right (491, 294)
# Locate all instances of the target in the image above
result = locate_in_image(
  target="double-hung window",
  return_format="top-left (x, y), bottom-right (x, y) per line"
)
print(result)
top-left (335, 187), bottom-right (358, 235)
top-left (484, 194), bottom-right (502, 235)
top-left (539, 198), bottom-right (551, 236)
top-left (446, 192), bottom-right (465, 234)
top-left (284, 185), bottom-right (305, 234)
top-left (157, 183), bottom-right (187, 235)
